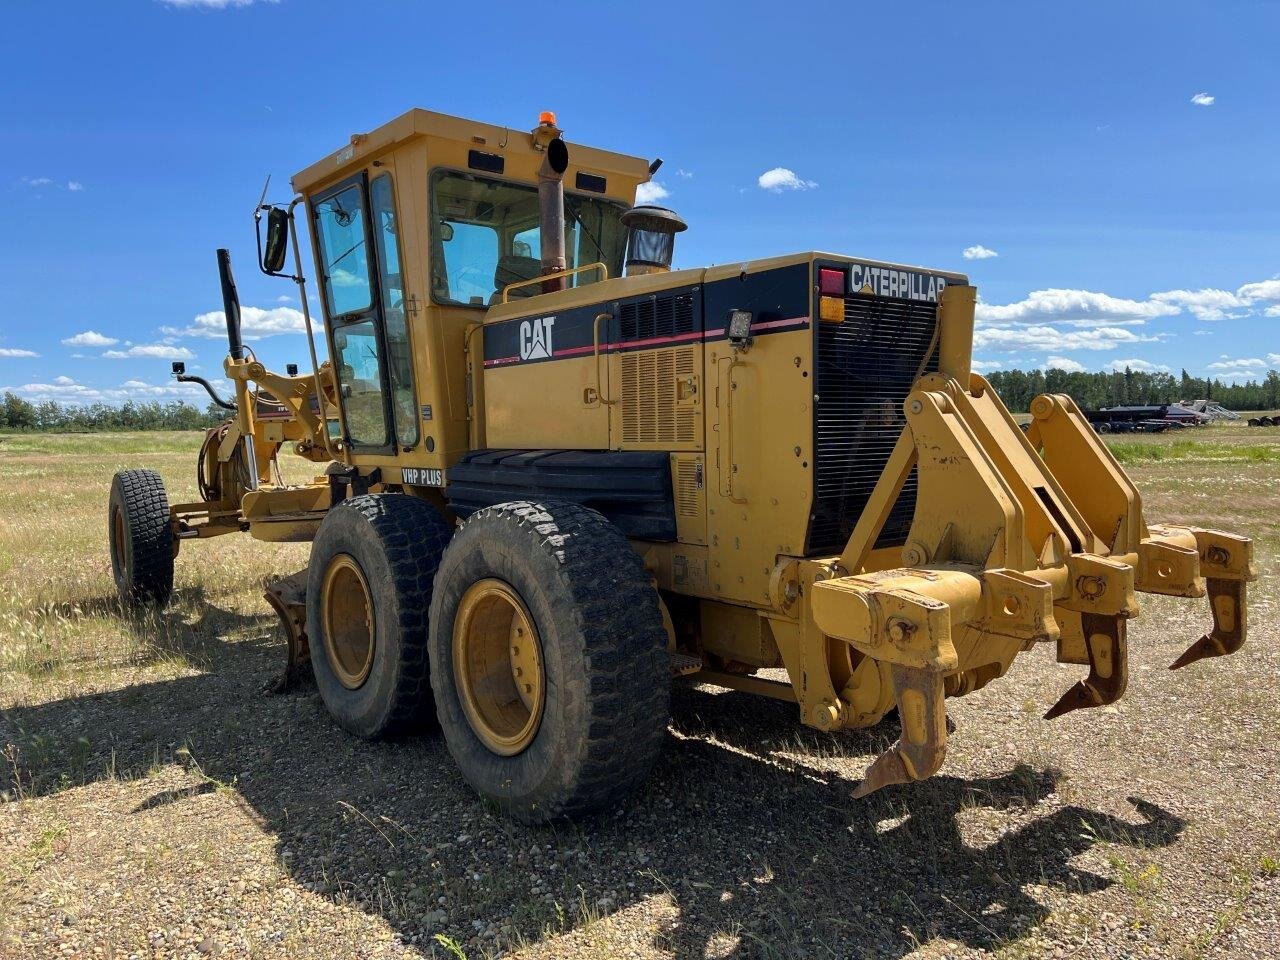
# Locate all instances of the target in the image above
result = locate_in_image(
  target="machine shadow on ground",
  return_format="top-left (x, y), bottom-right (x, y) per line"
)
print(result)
top-left (3, 607), bottom-right (1186, 959)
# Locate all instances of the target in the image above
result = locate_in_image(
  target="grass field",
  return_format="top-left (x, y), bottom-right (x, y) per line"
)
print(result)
top-left (1, 427), bottom-right (1278, 959)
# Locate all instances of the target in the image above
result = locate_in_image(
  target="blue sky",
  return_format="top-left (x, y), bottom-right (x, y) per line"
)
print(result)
top-left (2, 0), bottom-right (1278, 405)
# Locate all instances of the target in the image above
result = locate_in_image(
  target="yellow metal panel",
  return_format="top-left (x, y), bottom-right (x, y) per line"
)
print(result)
top-left (292, 108), bottom-right (651, 197)
top-left (484, 354), bottom-right (609, 449)
top-left (698, 600), bottom-right (781, 668)
top-left (704, 328), bottom-right (813, 605)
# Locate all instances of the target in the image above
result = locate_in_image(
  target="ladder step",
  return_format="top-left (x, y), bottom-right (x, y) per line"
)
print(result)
top-left (668, 652), bottom-right (703, 677)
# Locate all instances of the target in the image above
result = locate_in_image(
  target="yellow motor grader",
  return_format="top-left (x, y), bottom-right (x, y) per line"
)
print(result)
top-left (107, 108), bottom-right (1255, 821)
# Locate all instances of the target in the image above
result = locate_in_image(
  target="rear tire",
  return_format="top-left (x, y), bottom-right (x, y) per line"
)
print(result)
top-left (108, 469), bottom-right (174, 607)
top-left (307, 494), bottom-right (453, 739)
top-left (429, 500), bottom-right (671, 823)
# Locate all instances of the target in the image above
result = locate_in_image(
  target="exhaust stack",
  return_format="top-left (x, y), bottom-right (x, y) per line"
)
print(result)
top-left (534, 112), bottom-right (570, 293)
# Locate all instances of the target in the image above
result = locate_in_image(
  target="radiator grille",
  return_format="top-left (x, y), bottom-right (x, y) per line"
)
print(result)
top-left (619, 293), bottom-right (696, 342)
top-left (621, 346), bottom-right (699, 445)
top-left (807, 293), bottom-right (939, 555)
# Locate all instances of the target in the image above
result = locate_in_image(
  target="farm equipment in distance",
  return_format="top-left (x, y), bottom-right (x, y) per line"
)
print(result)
top-left (1086, 404), bottom-right (1205, 433)
top-left (106, 107), bottom-right (1256, 821)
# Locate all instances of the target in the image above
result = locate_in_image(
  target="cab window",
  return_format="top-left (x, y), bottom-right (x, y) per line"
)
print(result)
top-left (430, 170), bottom-right (627, 307)
top-left (331, 320), bottom-right (386, 446)
top-left (314, 184), bottom-right (373, 318)
top-left (369, 175), bottom-right (418, 448)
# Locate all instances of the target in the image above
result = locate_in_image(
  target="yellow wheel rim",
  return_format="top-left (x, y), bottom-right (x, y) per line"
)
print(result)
top-left (322, 554), bottom-right (376, 690)
top-left (111, 507), bottom-right (127, 572)
top-left (452, 579), bottom-right (545, 756)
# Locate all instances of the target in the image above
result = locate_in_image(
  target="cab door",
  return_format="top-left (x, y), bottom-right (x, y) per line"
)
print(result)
top-left (311, 170), bottom-right (420, 455)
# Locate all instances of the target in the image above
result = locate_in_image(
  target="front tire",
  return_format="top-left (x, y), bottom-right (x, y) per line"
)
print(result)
top-left (429, 500), bottom-right (671, 823)
top-left (108, 469), bottom-right (174, 607)
top-left (306, 494), bottom-right (453, 738)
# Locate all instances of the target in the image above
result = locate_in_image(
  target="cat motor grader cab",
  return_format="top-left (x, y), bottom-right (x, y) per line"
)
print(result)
top-left (107, 108), bottom-right (1255, 821)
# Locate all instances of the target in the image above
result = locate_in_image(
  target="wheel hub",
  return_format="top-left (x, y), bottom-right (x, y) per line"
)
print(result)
top-left (453, 579), bottom-right (545, 756)
top-left (321, 554), bottom-right (376, 689)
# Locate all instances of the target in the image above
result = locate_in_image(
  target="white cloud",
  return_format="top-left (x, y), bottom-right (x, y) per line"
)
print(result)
top-left (1106, 359), bottom-right (1171, 373)
top-left (157, 0), bottom-right (275, 7)
top-left (1190, 92), bottom-right (1215, 106)
top-left (675, 169), bottom-right (694, 179)
top-left (163, 305), bottom-right (307, 340)
top-left (975, 277), bottom-right (1280, 342)
top-left (757, 167), bottom-right (818, 192)
top-left (975, 324), bottom-right (1156, 353)
top-left (635, 181), bottom-right (669, 204)
top-left (1207, 357), bottom-right (1266, 371)
top-left (19, 176), bottom-right (83, 193)
top-left (102, 343), bottom-right (196, 361)
top-left (1045, 356), bottom-right (1086, 373)
top-left (1208, 369), bottom-right (1267, 383)
top-left (1151, 288), bottom-right (1246, 321)
top-left (0, 347), bottom-right (40, 358)
top-left (1267, 353), bottom-right (1280, 365)
top-left (1237, 278), bottom-right (1280, 303)
top-left (61, 330), bottom-right (119, 347)
top-left (971, 359), bottom-right (1004, 372)
top-left (977, 288), bottom-right (1178, 326)
top-left (275, 294), bottom-right (292, 303)
top-left (962, 245), bottom-right (999, 261)
top-left (0, 375), bottom-right (225, 405)
top-left (1193, 329), bottom-right (1213, 335)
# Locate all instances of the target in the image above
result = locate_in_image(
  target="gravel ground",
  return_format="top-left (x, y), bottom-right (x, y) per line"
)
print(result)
top-left (2, 439), bottom-right (1278, 959)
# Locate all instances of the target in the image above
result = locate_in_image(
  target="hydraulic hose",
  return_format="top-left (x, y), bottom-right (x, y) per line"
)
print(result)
top-left (176, 373), bottom-right (237, 411)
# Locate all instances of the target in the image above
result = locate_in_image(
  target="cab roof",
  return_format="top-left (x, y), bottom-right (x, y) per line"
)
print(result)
top-left (292, 108), bottom-right (652, 195)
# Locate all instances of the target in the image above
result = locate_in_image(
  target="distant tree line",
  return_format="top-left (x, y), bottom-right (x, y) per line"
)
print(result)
top-left (986, 367), bottom-right (1280, 413)
top-left (1, 392), bottom-right (225, 432)
top-left (4, 365), bottom-right (1279, 433)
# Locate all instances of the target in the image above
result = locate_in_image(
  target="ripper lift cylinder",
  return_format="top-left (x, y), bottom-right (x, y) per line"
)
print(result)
top-left (217, 248), bottom-right (245, 361)
top-left (938, 284), bottom-right (977, 383)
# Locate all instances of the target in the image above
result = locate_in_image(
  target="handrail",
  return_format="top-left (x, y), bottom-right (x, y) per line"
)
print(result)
top-left (592, 313), bottom-right (617, 406)
top-left (501, 262), bottom-right (609, 303)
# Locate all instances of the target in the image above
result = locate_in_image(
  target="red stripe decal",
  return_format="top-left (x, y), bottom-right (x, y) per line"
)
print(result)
top-left (482, 315), bottom-right (809, 367)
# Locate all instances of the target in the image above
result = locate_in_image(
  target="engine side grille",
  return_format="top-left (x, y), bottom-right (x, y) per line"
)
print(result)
top-left (619, 293), bottom-right (696, 342)
top-left (807, 293), bottom-right (939, 556)
top-left (621, 346), bottom-right (699, 446)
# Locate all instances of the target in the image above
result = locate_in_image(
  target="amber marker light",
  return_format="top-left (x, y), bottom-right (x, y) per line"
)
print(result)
top-left (819, 296), bottom-right (845, 323)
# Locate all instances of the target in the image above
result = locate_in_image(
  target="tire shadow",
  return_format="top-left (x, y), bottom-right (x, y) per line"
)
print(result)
top-left (1, 627), bottom-right (1186, 959)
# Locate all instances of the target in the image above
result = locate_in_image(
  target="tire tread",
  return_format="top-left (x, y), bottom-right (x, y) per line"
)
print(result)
top-left (110, 468), bottom-right (173, 606)
top-left (444, 499), bottom-right (671, 821)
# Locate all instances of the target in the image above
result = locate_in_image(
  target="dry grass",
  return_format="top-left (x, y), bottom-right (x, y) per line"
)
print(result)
top-left (2, 425), bottom-right (1278, 959)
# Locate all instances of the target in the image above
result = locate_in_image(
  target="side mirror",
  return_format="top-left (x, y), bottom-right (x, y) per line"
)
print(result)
top-left (261, 207), bottom-right (290, 274)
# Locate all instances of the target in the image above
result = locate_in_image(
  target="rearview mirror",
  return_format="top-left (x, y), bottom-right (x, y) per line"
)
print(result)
top-left (261, 207), bottom-right (290, 274)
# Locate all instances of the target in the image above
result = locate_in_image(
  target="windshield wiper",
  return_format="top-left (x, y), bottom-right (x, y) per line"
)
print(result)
top-left (564, 197), bottom-right (606, 276)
